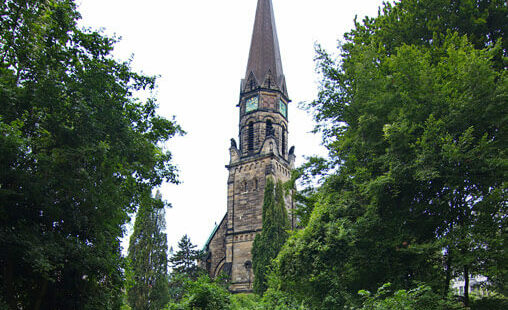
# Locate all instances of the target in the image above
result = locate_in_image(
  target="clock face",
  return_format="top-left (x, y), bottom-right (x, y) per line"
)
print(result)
top-left (279, 99), bottom-right (287, 118)
top-left (245, 96), bottom-right (258, 113)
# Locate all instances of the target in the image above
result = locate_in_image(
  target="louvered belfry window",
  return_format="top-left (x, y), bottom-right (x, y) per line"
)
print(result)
top-left (282, 129), bottom-right (286, 155)
top-left (266, 120), bottom-right (273, 137)
top-left (248, 122), bottom-right (254, 151)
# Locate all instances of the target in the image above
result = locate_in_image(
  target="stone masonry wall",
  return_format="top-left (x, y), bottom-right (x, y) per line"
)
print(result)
top-left (205, 216), bottom-right (227, 278)
top-left (225, 154), bottom-right (292, 292)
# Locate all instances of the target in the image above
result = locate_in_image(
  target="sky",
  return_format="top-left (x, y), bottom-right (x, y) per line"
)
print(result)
top-left (77, 0), bottom-right (386, 253)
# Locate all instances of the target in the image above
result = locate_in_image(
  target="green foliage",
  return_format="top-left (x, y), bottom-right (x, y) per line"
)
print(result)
top-left (230, 294), bottom-right (263, 310)
top-left (357, 283), bottom-right (462, 310)
top-left (252, 177), bottom-right (289, 295)
top-left (120, 291), bottom-right (132, 310)
top-left (168, 272), bottom-right (190, 303)
top-left (166, 276), bottom-right (230, 310)
top-left (168, 235), bottom-right (205, 303)
top-left (0, 0), bottom-right (181, 308)
top-left (261, 289), bottom-right (307, 310)
top-left (470, 294), bottom-right (508, 310)
top-left (166, 279), bottom-right (305, 310)
top-left (271, 0), bottom-right (507, 309)
top-left (286, 165), bottom-right (322, 228)
top-left (230, 291), bottom-right (306, 310)
top-left (169, 235), bottom-right (204, 279)
top-left (127, 192), bottom-right (170, 310)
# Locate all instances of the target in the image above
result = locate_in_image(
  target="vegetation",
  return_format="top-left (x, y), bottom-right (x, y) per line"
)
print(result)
top-left (165, 275), bottom-right (231, 310)
top-left (470, 294), bottom-right (508, 310)
top-left (252, 178), bottom-right (290, 295)
top-left (1, 0), bottom-right (506, 309)
top-left (0, 0), bottom-right (180, 308)
top-left (169, 235), bottom-right (204, 279)
top-left (127, 191), bottom-right (170, 310)
top-left (268, 0), bottom-right (507, 309)
top-left (168, 235), bottom-right (205, 302)
top-left (166, 275), bottom-right (306, 310)
top-left (357, 283), bottom-right (462, 310)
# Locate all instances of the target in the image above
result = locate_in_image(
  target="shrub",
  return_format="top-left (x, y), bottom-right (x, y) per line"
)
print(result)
top-left (470, 295), bottom-right (508, 310)
top-left (357, 283), bottom-right (462, 310)
top-left (166, 276), bottom-right (230, 310)
top-left (230, 294), bottom-right (263, 310)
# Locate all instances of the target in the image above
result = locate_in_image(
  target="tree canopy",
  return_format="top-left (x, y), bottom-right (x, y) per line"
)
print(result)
top-left (271, 0), bottom-right (507, 309)
top-left (169, 234), bottom-right (204, 280)
top-left (168, 235), bottom-right (205, 303)
top-left (0, 0), bottom-right (181, 308)
top-left (252, 177), bottom-right (289, 295)
top-left (128, 191), bottom-right (170, 310)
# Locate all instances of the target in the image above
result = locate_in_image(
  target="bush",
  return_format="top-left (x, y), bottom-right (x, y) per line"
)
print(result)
top-left (230, 290), bottom-right (307, 310)
top-left (262, 289), bottom-right (308, 310)
top-left (230, 294), bottom-right (263, 310)
top-left (470, 295), bottom-right (508, 310)
top-left (357, 283), bottom-right (462, 310)
top-left (166, 276), bottom-right (230, 310)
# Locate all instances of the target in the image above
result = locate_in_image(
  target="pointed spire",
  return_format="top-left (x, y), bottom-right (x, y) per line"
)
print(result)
top-left (244, 0), bottom-right (287, 97)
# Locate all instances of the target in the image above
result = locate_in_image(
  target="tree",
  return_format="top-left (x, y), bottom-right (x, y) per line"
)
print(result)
top-left (0, 0), bottom-right (181, 308)
top-left (252, 177), bottom-right (289, 295)
top-left (169, 235), bottom-right (204, 279)
top-left (271, 0), bottom-right (507, 308)
top-left (127, 191), bottom-right (170, 310)
top-left (168, 235), bottom-right (204, 303)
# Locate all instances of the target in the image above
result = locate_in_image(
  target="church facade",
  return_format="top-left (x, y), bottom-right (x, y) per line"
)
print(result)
top-left (202, 0), bottom-right (295, 293)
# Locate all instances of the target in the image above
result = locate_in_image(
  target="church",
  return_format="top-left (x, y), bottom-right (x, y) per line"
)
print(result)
top-left (202, 0), bottom-right (296, 293)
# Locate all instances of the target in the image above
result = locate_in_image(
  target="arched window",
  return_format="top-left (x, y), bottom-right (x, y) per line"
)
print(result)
top-left (281, 128), bottom-right (286, 156)
top-left (248, 122), bottom-right (254, 151)
top-left (266, 120), bottom-right (273, 137)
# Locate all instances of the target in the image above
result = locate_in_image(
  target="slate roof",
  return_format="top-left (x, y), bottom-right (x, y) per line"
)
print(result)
top-left (243, 0), bottom-right (288, 97)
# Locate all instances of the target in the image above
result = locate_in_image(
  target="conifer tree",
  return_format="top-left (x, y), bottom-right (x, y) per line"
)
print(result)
top-left (169, 234), bottom-right (203, 279)
top-left (127, 191), bottom-right (169, 310)
top-left (168, 235), bottom-right (204, 302)
top-left (252, 177), bottom-right (289, 295)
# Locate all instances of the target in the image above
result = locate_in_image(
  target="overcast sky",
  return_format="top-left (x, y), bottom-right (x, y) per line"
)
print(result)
top-left (77, 0), bottom-right (386, 253)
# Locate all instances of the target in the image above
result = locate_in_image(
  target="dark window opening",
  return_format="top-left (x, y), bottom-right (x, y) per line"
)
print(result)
top-left (266, 120), bottom-right (273, 137)
top-left (248, 122), bottom-right (254, 151)
top-left (282, 129), bottom-right (286, 156)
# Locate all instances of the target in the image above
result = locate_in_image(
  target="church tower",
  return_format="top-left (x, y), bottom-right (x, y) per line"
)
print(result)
top-left (202, 0), bottom-right (295, 293)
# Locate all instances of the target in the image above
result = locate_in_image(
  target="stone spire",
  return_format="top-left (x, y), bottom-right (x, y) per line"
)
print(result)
top-left (243, 0), bottom-right (288, 97)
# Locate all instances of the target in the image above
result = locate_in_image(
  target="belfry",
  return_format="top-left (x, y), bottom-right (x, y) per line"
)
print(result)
top-left (202, 0), bottom-right (295, 293)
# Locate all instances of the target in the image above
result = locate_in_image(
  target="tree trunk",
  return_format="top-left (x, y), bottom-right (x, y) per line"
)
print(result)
top-left (463, 265), bottom-right (470, 307)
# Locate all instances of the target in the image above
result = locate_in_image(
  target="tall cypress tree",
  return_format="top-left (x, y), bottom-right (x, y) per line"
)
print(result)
top-left (252, 177), bottom-right (289, 295)
top-left (127, 191), bottom-right (169, 310)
